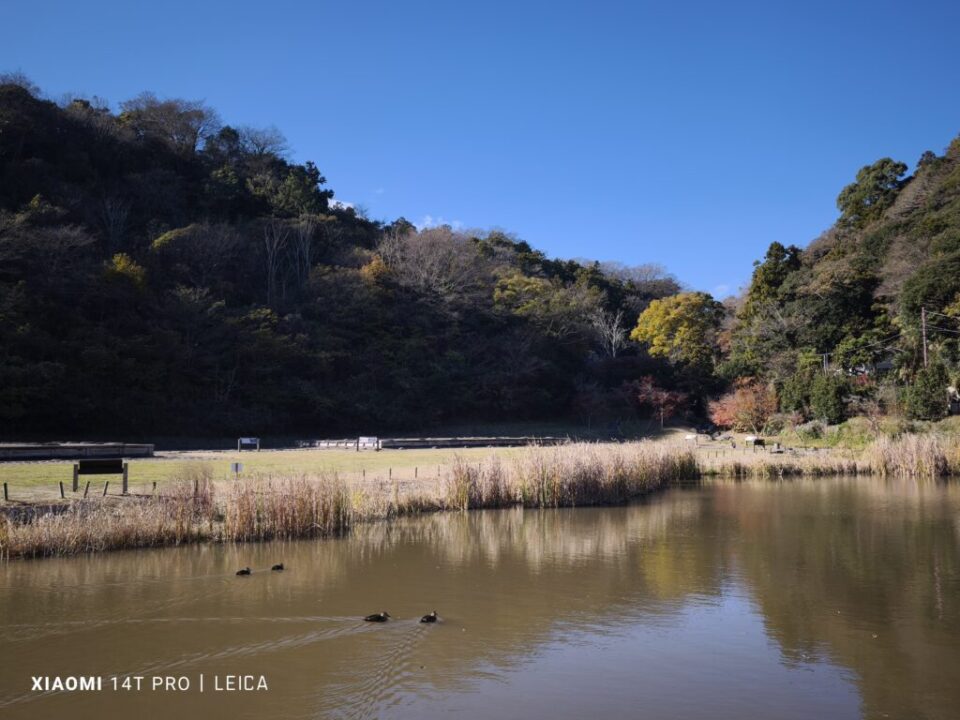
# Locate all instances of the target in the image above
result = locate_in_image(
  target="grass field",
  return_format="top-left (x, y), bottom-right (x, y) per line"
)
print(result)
top-left (0, 429), bottom-right (848, 503)
top-left (0, 446), bottom-right (537, 501)
top-left (7, 418), bottom-right (955, 503)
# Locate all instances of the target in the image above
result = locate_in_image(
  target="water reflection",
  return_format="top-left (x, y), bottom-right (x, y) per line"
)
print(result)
top-left (0, 478), bottom-right (958, 719)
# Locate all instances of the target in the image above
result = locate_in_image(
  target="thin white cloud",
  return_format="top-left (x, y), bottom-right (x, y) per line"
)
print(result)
top-left (712, 284), bottom-right (730, 297)
top-left (373, 187), bottom-right (385, 195)
top-left (416, 214), bottom-right (463, 230)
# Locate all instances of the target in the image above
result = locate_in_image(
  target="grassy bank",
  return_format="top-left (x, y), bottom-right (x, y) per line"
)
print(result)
top-left (0, 446), bottom-right (532, 493)
top-left (0, 443), bottom-right (694, 558)
top-left (2, 434), bottom-right (958, 559)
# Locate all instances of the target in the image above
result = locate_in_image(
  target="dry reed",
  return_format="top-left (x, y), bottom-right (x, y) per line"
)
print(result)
top-left (445, 442), bottom-right (698, 510)
top-left (701, 451), bottom-right (867, 479)
top-left (2, 436), bottom-right (958, 559)
top-left (862, 434), bottom-right (960, 479)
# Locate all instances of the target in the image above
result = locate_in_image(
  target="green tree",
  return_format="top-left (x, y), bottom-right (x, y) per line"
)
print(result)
top-left (630, 292), bottom-right (724, 369)
top-left (722, 243), bottom-right (803, 378)
top-left (903, 364), bottom-right (949, 420)
top-left (779, 373), bottom-right (810, 415)
top-left (494, 271), bottom-right (601, 339)
top-left (836, 158), bottom-right (907, 228)
top-left (901, 251), bottom-right (960, 323)
top-left (809, 374), bottom-right (848, 424)
top-left (742, 242), bottom-right (802, 314)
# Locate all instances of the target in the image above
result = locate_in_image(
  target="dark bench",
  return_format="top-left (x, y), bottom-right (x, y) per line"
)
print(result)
top-left (77, 459), bottom-right (125, 475)
top-left (73, 459), bottom-right (129, 494)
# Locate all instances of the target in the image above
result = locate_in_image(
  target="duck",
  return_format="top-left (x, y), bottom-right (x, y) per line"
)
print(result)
top-left (419, 611), bottom-right (438, 624)
top-left (364, 611), bottom-right (391, 622)
top-left (271, 563), bottom-right (284, 571)
top-left (236, 567), bottom-right (252, 576)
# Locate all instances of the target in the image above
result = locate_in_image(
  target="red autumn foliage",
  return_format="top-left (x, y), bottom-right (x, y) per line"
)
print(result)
top-left (709, 378), bottom-right (777, 433)
top-left (632, 376), bottom-right (688, 427)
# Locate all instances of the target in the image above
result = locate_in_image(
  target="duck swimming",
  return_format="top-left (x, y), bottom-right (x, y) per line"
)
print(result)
top-left (364, 612), bottom-right (391, 622)
top-left (420, 611), bottom-right (438, 624)
top-left (271, 563), bottom-right (284, 571)
top-left (236, 567), bottom-right (251, 576)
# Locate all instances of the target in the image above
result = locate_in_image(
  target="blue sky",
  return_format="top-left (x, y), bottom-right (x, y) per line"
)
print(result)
top-left (4, 0), bottom-right (959, 295)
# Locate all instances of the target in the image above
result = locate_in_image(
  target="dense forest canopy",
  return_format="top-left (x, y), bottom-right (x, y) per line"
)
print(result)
top-left (1, 74), bottom-right (958, 438)
top-left (0, 78), bottom-right (684, 437)
top-left (718, 137), bottom-right (960, 430)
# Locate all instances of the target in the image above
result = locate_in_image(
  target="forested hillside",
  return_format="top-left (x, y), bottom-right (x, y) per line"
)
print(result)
top-left (0, 79), bottom-right (681, 436)
top-left (2, 75), bottom-right (958, 439)
top-left (716, 134), bottom-right (960, 430)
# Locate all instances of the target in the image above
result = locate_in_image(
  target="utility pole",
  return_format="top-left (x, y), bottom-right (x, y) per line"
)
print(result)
top-left (823, 353), bottom-right (828, 373)
top-left (921, 306), bottom-right (928, 368)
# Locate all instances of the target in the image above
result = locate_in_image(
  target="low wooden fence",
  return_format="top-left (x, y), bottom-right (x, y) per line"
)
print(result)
top-left (311, 436), bottom-right (567, 451)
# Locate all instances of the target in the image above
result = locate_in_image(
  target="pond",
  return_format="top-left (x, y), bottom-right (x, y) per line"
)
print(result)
top-left (1, 478), bottom-right (958, 719)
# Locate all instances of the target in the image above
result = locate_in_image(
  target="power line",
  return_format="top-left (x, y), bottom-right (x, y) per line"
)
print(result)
top-left (854, 332), bottom-right (903, 350)
top-left (927, 325), bottom-right (960, 335)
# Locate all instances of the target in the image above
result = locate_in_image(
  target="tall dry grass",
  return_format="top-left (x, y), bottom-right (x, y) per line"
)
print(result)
top-left (701, 451), bottom-right (867, 479)
top-left (222, 475), bottom-right (352, 541)
top-left (0, 473), bottom-right (357, 559)
top-left (863, 434), bottom-right (960, 479)
top-left (0, 476), bottom-right (218, 559)
top-left (1, 445), bottom-right (692, 558)
top-left (445, 443), bottom-right (698, 510)
top-left (3, 436), bottom-right (959, 559)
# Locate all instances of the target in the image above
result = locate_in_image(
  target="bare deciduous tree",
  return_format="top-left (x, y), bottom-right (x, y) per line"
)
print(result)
top-left (590, 308), bottom-right (628, 358)
top-left (0, 71), bottom-right (40, 96)
top-left (175, 223), bottom-right (241, 289)
top-left (377, 226), bottom-right (485, 302)
top-left (595, 261), bottom-right (671, 284)
top-left (119, 93), bottom-right (221, 154)
top-left (292, 214), bottom-right (316, 289)
top-left (64, 96), bottom-right (122, 143)
top-left (263, 218), bottom-right (289, 307)
top-left (239, 125), bottom-right (289, 158)
top-left (99, 196), bottom-right (130, 251)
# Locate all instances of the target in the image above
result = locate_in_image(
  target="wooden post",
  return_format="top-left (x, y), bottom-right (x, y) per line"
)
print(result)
top-left (59, 481), bottom-right (65, 499)
top-left (3, 482), bottom-right (8, 501)
top-left (415, 466), bottom-right (418, 479)
top-left (72, 464), bottom-right (79, 492)
top-left (102, 481), bottom-right (109, 496)
top-left (152, 481), bottom-right (157, 495)
top-left (122, 463), bottom-right (129, 495)
top-left (83, 481), bottom-right (90, 498)
top-left (389, 468), bottom-right (392, 479)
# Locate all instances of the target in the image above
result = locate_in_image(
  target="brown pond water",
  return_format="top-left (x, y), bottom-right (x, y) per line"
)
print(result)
top-left (1, 478), bottom-right (959, 720)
